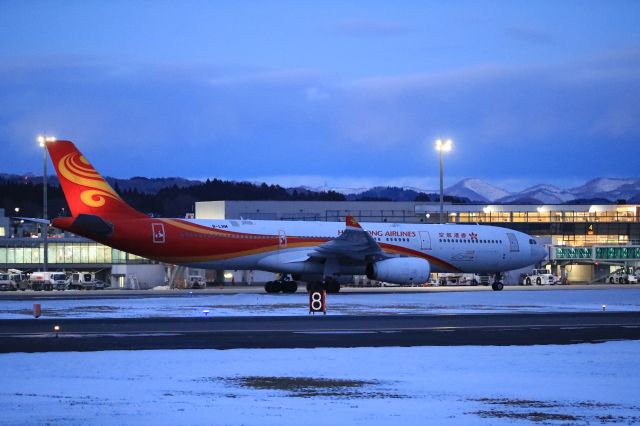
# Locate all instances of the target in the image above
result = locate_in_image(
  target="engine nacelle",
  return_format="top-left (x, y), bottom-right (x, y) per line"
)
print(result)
top-left (366, 257), bottom-right (431, 285)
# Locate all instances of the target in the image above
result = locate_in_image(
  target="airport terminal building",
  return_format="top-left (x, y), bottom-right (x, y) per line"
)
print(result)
top-left (1, 202), bottom-right (639, 286)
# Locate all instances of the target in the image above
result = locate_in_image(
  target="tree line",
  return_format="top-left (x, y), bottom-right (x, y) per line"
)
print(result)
top-left (1, 177), bottom-right (470, 219)
top-left (1, 177), bottom-right (346, 218)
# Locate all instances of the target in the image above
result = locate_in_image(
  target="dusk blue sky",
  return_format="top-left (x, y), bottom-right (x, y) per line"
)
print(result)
top-left (1, 1), bottom-right (639, 191)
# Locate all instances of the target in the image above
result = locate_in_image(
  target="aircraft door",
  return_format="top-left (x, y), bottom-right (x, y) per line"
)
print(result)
top-left (278, 230), bottom-right (287, 249)
top-left (419, 231), bottom-right (431, 250)
top-left (506, 232), bottom-right (519, 252)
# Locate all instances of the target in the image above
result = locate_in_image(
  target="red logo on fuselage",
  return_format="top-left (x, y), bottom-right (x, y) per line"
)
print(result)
top-left (152, 223), bottom-right (166, 244)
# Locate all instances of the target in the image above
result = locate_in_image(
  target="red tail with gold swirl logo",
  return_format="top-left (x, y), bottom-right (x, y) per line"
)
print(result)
top-left (47, 141), bottom-right (147, 219)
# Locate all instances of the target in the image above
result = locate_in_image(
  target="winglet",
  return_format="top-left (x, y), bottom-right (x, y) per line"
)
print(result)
top-left (346, 215), bottom-right (362, 229)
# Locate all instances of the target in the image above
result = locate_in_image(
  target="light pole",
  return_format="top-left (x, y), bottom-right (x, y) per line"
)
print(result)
top-left (435, 138), bottom-right (452, 224)
top-left (13, 207), bottom-right (19, 238)
top-left (38, 135), bottom-right (56, 272)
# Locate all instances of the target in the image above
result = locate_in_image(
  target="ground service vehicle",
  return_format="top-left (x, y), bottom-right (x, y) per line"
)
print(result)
top-left (609, 268), bottom-right (639, 284)
top-left (185, 275), bottom-right (207, 289)
top-left (0, 273), bottom-right (17, 291)
top-left (29, 271), bottom-right (68, 291)
top-left (67, 272), bottom-right (105, 290)
top-left (438, 273), bottom-right (492, 286)
top-left (522, 269), bottom-right (558, 286)
top-left (10, 270), bottom-right (29, 290)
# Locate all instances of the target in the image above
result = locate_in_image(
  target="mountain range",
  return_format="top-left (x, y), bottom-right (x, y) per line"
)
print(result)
top-left (445, 177), bottom-right (640, 204)
top-left (2, 173), bottom-right (639, 204)
top-left (295, 177), bottom-right (640, 204)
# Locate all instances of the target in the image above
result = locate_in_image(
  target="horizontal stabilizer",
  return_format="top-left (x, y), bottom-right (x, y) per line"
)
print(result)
top-left (72, 214), bottom-right (114, 236)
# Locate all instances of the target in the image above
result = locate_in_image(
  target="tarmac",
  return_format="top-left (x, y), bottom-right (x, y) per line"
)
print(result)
top-left (1, 283), bottom-right (639, 300)
top-left (1, 311), bottom-right (639, 353)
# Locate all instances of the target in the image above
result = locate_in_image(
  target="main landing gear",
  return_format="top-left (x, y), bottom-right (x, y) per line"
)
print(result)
top-left (306, 277), bottom-right (341, 294)
top-left (491, 272), bottom-right (504, 291)
top-left (264, 277), bottom-right (298, 294)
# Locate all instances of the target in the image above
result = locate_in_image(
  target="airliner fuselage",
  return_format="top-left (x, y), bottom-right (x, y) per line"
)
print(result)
top-left (167, 218), bottom-right (546, 275)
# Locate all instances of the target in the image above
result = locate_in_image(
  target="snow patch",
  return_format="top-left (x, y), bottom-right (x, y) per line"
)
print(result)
top-left (2, 289), bottom-right (639, 319)
top-left (1, 342), bottom-right (639, 424)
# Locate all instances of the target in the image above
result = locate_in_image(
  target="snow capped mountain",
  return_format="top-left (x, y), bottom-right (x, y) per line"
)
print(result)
top-left (345, 186), bottom-right (422, 201)
top-left (444, 178), bottom-right (640, 204)
top-left (3, 171), bottom-right (640, 203)
top-left (445, 178), bottom-right (511, 202)
top-left (569, 178), bottom-right (640, 200)
top-left (498, 184), bottom-right (575, 204)
top-left (293, 185), bottom-right (371, 195)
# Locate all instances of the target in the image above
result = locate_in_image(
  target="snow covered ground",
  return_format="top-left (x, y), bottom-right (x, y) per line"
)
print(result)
top-left (1, 289), bottom-right (639, 319)
top-left (2, 290), bottom-right (640, 424)
top-left (1, 342), bottom-right (639, 425)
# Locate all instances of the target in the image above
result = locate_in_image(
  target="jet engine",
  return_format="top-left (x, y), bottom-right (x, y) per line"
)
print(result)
top-left (366, 257), bottom-right (431, 285)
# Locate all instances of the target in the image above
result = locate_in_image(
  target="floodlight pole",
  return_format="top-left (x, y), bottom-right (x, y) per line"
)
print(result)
top-left (42, 139), bottom-right (48, 272)
top-left (439, 147), bottom-right (444, 224)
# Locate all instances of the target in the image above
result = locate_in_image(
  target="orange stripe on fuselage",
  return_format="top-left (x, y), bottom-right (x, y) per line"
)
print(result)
top-left (153, 222), bottom-right (459, 272)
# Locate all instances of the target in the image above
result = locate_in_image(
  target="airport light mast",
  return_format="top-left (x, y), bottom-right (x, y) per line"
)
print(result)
top-left (38, 135), bottom-right (56, 272)
top-left (435, 138), bottom-right (452, 224)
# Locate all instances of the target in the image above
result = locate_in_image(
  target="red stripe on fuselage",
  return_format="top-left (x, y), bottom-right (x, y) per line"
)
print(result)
top-left (54, 216), bottom-right (459, 271)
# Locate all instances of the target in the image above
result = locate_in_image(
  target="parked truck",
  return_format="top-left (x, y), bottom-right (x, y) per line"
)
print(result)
top-left (10, 270), bottom-right (29, 291)
top-left (0, 272), bottom-right (17, 291)
top-left (29, 271), bottom-right (68, 291)
top-left (438, 273), bottom-right (492, 286)
top-left (67, 272), bottom-right (106, 290)
top-left (185, 274), bottom-right (207, 289)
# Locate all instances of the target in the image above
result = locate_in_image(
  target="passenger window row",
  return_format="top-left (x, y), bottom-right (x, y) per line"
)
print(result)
top-left (181, 232), bottom-right (272, 239)
top-left (438, 238), bottom-right (503, 244)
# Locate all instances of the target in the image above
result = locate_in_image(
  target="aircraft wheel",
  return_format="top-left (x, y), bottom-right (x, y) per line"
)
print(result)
top-left (283, 280), bottom-right (298, 293)
top-left (491, 282), bottom-right (504, 291)
top-left (326, 279), bottom-right (340, 294)
top-left (306, 281), bottom-right (322, 292)
top-left (265, 281), bottom-right (280, 293)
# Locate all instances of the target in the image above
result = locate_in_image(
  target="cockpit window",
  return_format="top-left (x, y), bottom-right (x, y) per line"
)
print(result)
top-left (529, 239), bottom-right (537, 244)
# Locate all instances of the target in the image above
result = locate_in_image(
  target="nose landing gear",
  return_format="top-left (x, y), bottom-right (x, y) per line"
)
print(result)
top-left (491, 273), bottom-right (504, 291)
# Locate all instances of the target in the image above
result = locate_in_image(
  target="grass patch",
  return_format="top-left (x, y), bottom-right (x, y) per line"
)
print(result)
top-left (473, 409), bottom-right (580, 422)
top-left (471, 397), bottom-right (560, 409)
top-left (201, 376), bottom-right (407, 399)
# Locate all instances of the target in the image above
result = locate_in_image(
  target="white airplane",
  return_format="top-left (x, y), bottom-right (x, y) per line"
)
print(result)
top-left (44, 140), bottom-right (547, 293)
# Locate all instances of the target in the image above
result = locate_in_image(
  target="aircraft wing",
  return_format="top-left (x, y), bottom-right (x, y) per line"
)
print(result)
top-left (13, 217), bottom-right (50, 224)
top-left (308, 216), bottom-right (392, 262)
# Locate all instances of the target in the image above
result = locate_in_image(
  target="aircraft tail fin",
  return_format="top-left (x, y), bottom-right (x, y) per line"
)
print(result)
top-left (46, 140), bottom-right (146, 219)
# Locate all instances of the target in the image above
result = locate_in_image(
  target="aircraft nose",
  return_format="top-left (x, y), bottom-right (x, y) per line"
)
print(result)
top-left (535, 245), bottom-right (547, 262)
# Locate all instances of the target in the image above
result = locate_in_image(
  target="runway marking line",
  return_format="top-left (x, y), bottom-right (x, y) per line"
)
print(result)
top-left (2, 323), bottom-right (639, 338)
